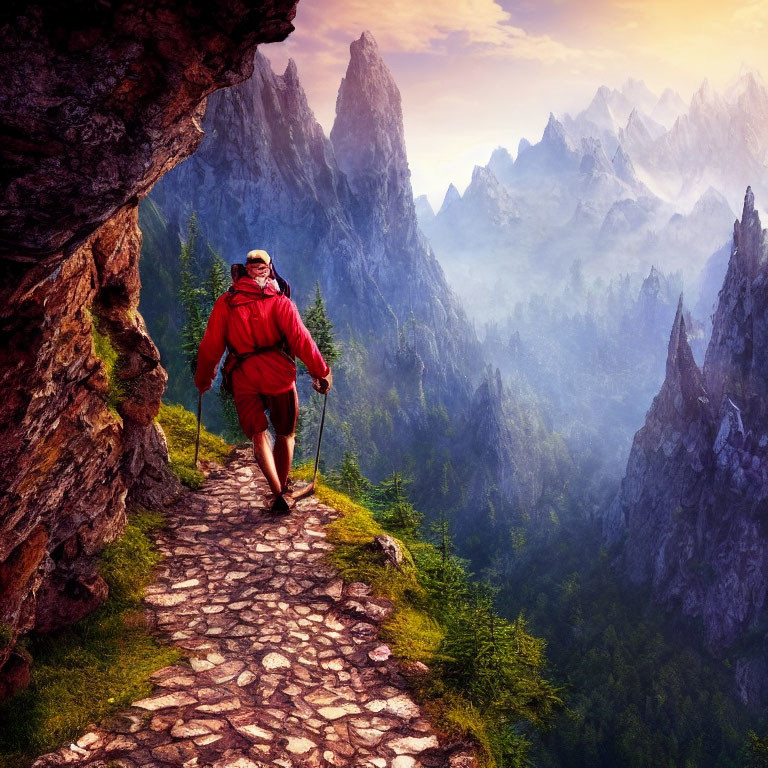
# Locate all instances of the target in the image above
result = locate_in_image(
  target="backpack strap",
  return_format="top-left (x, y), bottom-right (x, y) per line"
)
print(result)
top-left (221, 343), bottom-right (284, 394)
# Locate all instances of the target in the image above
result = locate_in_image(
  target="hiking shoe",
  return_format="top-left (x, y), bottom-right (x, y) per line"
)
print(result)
top-left (269, 494), bottom-right (292, 514)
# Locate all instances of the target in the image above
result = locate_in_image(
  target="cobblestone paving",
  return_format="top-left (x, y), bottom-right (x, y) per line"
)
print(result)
top-left (33, 450), bottom-right (474, 768)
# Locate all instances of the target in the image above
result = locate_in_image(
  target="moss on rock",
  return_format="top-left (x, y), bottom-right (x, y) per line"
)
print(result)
top-left (156, 402), bottom-right (233, 489)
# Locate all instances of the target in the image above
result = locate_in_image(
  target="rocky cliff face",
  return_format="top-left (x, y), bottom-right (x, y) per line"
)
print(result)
top-left (150, 48), bottom-right (394, 340)
top-left (0, 0), bottom-right (297, 698)
top-left (608, 188), bottom-right (768, 705)
top-left (331, 31), bottom-right (413, 255)
top-left (149, 33), bottom-right (482, 409)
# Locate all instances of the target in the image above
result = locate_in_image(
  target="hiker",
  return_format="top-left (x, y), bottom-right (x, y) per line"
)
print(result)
top-left (194, 249), bottom-right (332, 512)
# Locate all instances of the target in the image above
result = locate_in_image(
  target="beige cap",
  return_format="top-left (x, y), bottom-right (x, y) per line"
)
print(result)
top-left (246, 249), bottom-right (271, 265)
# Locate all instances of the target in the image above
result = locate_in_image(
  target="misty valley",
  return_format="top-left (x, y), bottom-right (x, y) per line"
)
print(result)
top-left (134, 32), bottom-right (768, 768)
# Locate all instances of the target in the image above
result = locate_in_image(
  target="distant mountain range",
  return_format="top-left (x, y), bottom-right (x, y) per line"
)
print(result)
top-left (419, 71), bottom-right (766, 321)
top-left (557, 71), bottom-right (767, 210)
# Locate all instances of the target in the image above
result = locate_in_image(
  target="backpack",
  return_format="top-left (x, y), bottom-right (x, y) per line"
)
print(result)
top-left (220, 261), bottom-right (293, 394)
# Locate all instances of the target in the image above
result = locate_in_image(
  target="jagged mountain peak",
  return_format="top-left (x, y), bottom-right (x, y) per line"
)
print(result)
top-left (636, 266), bottom-right (678, 322)
top-left (439, 183), bottom-right (461, 214)
top-left (252, 52), bottom-right (313, 120)
top-left (594, 84), bottom-right (612, 101)
top-left (527, 113), bottom-right (578, 172)
top-left (666, 294), bottom-right (685, 365)
top-left (737, 69), bottom-right (763, 89)
top-left (584, 86), bottom-right (618, 117)
top-left (729, 68), bottom-right (768, 103)
top-left (621, 77), bottom-right (657, 107)
top-left (488, 146), bottom-right (515, 183)
top-left (612, 188), bottom-right (768, 681)
top-left (340, 31), bottom-right (399, 113)
top-left (333, 30), bottom-right (401, 121)
top-left (415, 194), bottom-right (435, 221)
top-left (471, 164), bottom-right (499, 186)
top-left (612, 143), bottom-right (637, 184)
top-left (517, 137), bottom-right (532, 156)
top-left (642, 264), bottom-right (662, 292)
top-left (330, 29), bottom-right (414, 242)
top-left (663, 293), bottom-right (709, 418)
top-left (199, 51), bottom-right (330, 200)
top-left (742, 184), bottom-right (756, 218)
top-left (658, 86), bottom-right (684, 103)
top-left (579, 137), bottom-right (612, 175)
top-left (543, 112), bottom-right (569, 146)
top-left (570, 84), bottom-right (636, 135)
top-left (704, 187), bottom-right (766, 412)
top-left (469, 369), bottom-right (506, 436)
top-left (463, 165), bottom-right (517, 216)
top-left (355, 29), bottom-right (378, 50)
top-left (651, 87), bottom-right (687, 127)
top-left (490, 146), bottom-right (513, 164)
top-left (693, 186), bottom-right (732, 212)
top-left (624, 107), bottom-right (665, 139)
top-left (283, 57), bottom-right (299, 82)
top-left (731, 186), bottom-right (765, 273)
top-left (691, 78), bottom-right (721, 110)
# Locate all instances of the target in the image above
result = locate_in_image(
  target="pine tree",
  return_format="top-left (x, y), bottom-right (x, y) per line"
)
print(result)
top-left (302, 282), bottom-right (339, 366)
top-left (329, 451), bottom-right (370, 501)
top-left (179, 213), bottom-right (233, 369)
top-left (179, 215), bottom-right (207, 367)
top-left (177, 215), bottom-right (243, 440)
top-left (373, 471), bottom-right (423, 534)
top-left (298, 283), bottom-right (340, 459)
top-left (419, 512), bottom-right (468, 614)
top-left (746, 732), bottom-right (768, 768)
top-left (439, 580), bottom-right (562, 731)
top-left (204, 251), bottom-right (229, 306)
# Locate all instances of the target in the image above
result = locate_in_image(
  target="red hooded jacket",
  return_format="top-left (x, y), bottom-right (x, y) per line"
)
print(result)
top-left (194, 277), bottom-right (330, 396)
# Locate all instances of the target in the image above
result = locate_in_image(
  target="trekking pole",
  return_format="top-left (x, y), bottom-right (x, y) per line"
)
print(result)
top-left (290, 389), bottom-right (328, 501)
top-left (312, 391), bottom-right (329, 486)
top-left (194, 391), bottom-right (202, 468)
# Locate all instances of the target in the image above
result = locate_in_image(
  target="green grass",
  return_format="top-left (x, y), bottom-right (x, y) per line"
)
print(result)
top-left (0, 509), bottom-right (180, 768)
top-left (100, 509), bottom-right (166, 609)
top-left (292, 466), bottom-right (504, 767)
top-left (156, 401), bottom-right (233, 489)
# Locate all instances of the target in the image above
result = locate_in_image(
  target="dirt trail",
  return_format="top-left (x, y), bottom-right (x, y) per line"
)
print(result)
top-left (33, 449), bottom-right (473, 768)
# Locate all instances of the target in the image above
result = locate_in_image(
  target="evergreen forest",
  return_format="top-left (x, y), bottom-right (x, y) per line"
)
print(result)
top-left (137, 205), bottom-right (768, 767)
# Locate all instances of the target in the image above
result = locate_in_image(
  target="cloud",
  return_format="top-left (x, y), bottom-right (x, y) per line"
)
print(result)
top-left (732, 0), bottom-right (768, 30)
top-left (289, 0), bottom-right (590, 63)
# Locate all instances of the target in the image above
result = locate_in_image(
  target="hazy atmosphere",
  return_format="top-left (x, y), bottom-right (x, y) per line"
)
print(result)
top-left (132, 4), bottom-right (768, 761)
top-left (3, 3), bottom-right (768, 767)
top-left (265, 0), bottom-right (768, 205)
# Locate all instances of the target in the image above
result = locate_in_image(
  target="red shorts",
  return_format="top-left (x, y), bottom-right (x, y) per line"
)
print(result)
top-left (233, 384), bottom-right (298, 437)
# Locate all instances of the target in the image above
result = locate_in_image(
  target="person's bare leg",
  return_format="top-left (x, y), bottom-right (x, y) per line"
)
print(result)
top-left (273, 433), bottom-right (296, 493)
top-left (252, 430), bottom-right (282, 496)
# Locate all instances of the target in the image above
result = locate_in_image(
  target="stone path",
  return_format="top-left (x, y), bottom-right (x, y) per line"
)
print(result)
top-left (33, 449), bottom-right (474, 768)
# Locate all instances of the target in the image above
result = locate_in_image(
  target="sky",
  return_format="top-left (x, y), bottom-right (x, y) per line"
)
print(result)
top-left (264, 0), bottom-right (768, 209)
